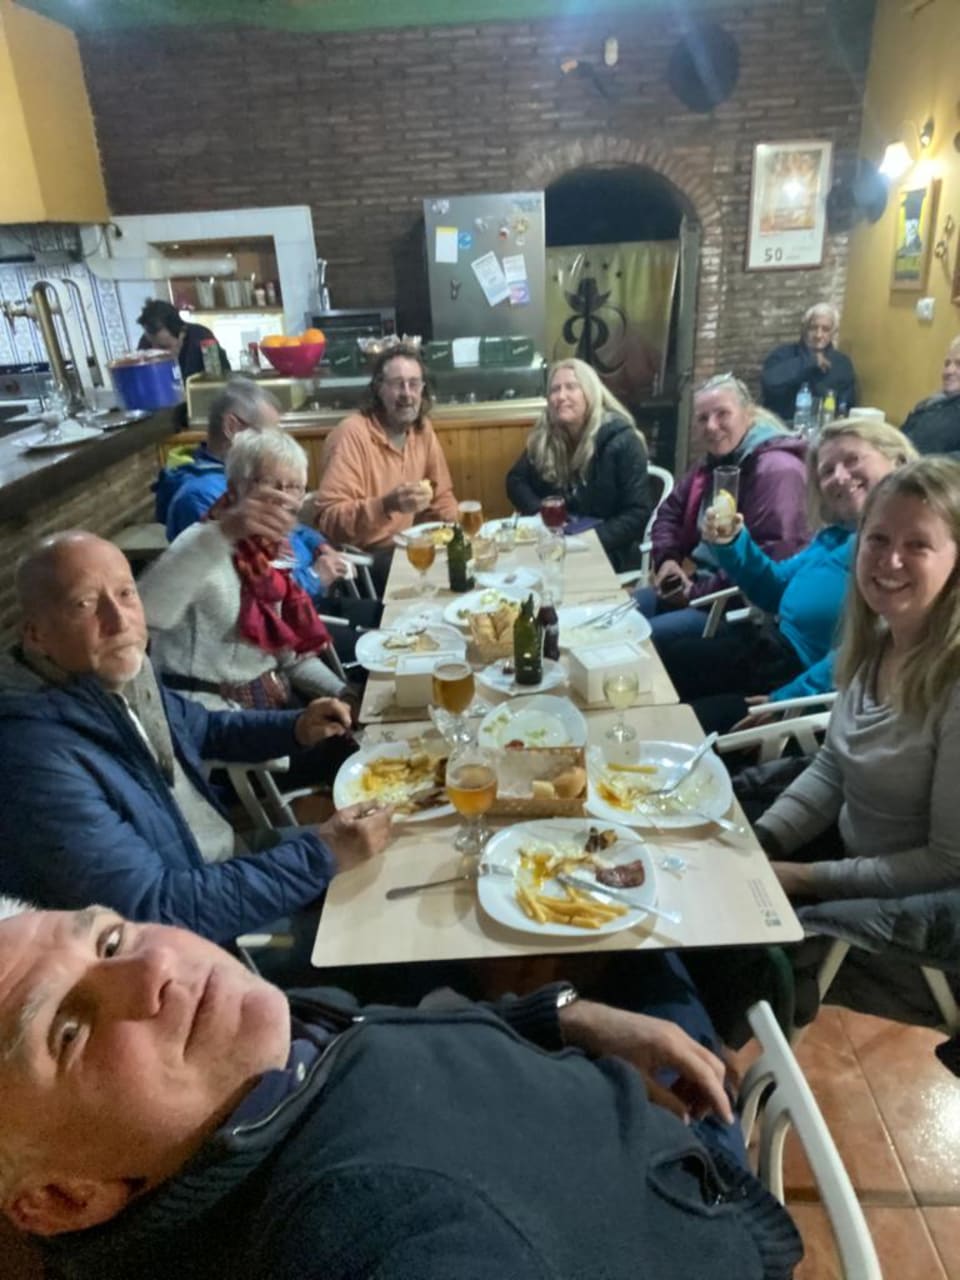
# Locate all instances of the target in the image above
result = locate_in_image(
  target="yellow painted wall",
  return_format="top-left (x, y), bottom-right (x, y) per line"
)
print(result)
top-left (842, 0), bottom-right (960, 425)
top-left (0, 0), bottom-right (108, 223)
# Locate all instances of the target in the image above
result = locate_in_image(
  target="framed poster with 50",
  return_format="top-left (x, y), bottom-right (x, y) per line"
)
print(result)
top-left (746, 140), bottom-right (833, 271)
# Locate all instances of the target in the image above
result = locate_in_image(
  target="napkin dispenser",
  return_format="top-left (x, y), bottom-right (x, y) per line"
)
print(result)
top-left (394, 652), bottom-right (460, 708)
top-left (567, 640), bottom-right (651, 706)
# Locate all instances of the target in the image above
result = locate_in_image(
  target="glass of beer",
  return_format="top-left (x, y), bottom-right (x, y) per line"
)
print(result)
top-left (445, 743), bottom-right (498, 854)
top-left (711, 466), bottom-right (741, 539)
top-left (406, 533), bottom-right (436, 596)
top-left (432, 659), bottom-right (476, 744)
top-left (458, 500), bottom-right (484, 538)
top-left (540, 495), bottom-right (567, 531)
top-left (603, 671), bottom-right (639, 743)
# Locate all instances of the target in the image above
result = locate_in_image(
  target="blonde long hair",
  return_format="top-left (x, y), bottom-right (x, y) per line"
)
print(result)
top-left (526, 358), bottom-right (645, 488)
top-left (806, 418), bottom-right (917, 528)
top-left (836, 457), bottom-right (960, 717)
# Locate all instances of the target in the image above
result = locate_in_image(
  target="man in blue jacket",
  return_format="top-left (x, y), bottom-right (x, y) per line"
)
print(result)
top-left (0, 531), bottom-right (392, 950)
top-left (156, 377), bottom-right (379, 645)
top-left (0, 902), bottom-right (801, 1279)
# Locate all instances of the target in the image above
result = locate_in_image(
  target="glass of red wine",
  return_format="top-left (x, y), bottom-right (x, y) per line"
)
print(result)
top-left (540, 495), bottom-right (567, 531)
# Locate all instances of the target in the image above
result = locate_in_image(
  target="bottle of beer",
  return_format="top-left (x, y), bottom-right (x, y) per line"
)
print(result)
top-left (447, 524), bottom-right (475, 593)
top-left (514, 594), bottom-right (543, 686)
top-left (537, 596), bottom-right (560, 663)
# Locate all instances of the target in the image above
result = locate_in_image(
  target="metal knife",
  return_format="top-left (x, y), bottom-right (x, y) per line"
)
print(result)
top-left (557, 873), bottom-right (682, 926)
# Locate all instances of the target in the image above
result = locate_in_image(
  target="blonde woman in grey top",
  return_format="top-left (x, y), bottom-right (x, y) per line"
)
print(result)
top-left (757, 457), bottom-right (960, 899)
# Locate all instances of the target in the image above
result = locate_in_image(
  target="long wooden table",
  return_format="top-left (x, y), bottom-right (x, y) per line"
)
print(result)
top-left (311, 704), bottom-right (802, 969)
top-left (314, 530), bottom-right (802, 970)
top-left (359, 528), bottom-right (677, 723)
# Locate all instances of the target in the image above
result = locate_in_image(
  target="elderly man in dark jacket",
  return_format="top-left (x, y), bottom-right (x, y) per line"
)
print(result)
top-left (902, 334), bottom-right (960, 457)
top-left (0, 902), bottom-right (802, 1279)
top-left (761, 303), bottom-right (858, 422)
top-left (0, 531), bottom-right (391, 948)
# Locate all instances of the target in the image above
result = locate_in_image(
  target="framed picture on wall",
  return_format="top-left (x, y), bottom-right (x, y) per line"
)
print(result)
top-left (891, 177), bottom-right (941, 292)
top-left (746, 140), bottom-right (832, 271)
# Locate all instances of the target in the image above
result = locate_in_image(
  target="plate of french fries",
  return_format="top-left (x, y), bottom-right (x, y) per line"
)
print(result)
top-left (354, 623), bottom-right (465, 674)
top-left (477, 818), bottom-right (657, 936)
top-left (586, 741), bottom-right (733, 829)
top-left (333, 740), bottom-right (454, 823)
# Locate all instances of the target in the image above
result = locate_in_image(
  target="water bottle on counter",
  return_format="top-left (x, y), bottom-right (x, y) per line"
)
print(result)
top-left (793, 382), bottom-right (813, 434)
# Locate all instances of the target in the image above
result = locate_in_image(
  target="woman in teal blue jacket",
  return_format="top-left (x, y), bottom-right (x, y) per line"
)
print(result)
top-left (659, 419), bottom-right (916, 733)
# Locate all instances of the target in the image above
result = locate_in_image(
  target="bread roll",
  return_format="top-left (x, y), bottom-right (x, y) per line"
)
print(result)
top-left (419, 479), bottom-right (433, 498)
top-left (553, 767), bottom-right (587, 799)
top-left (531, 779), bottom-right (557, 800)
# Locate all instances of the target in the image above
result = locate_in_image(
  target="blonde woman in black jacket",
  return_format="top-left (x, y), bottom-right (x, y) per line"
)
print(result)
top-left (506, 358), bottom-right (652, 571)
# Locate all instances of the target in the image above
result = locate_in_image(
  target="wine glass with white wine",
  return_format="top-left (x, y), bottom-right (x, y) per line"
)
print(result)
top-left (603, 671), bottom-right (639, 743)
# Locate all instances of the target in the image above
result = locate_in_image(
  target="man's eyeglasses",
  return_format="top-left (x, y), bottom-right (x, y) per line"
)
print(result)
top-left (382, 377), bottom-right (424, 392)
top-left (253, 478), bottom-right (306, 496)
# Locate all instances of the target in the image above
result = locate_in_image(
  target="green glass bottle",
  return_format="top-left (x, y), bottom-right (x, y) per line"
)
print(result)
top-left (513, 593), bottom-right (543, 686)
top-left (447, 524), bottom-right (475, 593)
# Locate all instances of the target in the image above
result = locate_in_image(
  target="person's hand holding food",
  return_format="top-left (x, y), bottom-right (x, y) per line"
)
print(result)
top-left (385, 480), bottom-right (432, 515)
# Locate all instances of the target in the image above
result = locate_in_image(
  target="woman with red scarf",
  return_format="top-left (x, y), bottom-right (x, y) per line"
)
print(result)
top-left (139, 430), bottom-right (355, 786)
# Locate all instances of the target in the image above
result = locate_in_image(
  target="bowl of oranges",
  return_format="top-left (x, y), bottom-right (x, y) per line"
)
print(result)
top-left (260, 329), bottom-right (326, 377)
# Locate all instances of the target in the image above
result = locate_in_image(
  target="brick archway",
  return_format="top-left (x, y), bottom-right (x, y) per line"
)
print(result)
top-left (513, 133), bottom-right (723, 382)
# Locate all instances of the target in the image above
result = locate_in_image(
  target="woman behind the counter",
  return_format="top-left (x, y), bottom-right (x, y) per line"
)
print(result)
top-left (506, 358), bottom-right (652, 571)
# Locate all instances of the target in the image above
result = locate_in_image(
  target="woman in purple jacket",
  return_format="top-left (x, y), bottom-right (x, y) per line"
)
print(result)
top-left (636, 373), bottom-right (810, 643)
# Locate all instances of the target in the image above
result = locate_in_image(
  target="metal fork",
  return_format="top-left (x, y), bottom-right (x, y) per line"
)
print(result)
top-left (583, 600), bottom-right (635, 631)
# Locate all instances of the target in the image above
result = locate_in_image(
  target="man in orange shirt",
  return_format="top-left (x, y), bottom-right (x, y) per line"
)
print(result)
top-left (313, 347), bottom-right (459, 562)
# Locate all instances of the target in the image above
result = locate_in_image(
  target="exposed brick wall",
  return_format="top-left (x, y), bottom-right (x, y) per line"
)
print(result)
top-left (0, 446), bottom-right (157, 643)
top-left (79, 1), bottom-right (869, 396)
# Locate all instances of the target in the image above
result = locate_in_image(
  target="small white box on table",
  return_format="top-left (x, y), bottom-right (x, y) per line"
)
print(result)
top-left (394, 652), bottom-right (461, 709)
top-left (567, 640), bottom-right (651, 705)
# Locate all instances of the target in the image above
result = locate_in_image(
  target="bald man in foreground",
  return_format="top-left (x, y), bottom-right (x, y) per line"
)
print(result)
top-left (0, 899), bottom-right (802, 1279)
top-left (0, 532), bottom-right (391, 953)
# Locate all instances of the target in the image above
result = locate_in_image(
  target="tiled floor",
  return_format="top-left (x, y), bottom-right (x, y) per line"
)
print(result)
top-left (750, 1005), bottom-right (960, 1278)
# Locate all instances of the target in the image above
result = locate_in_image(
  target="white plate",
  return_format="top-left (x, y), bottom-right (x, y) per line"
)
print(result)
top-left (476, 694), bottom-right (587, 750)
top-left (586, 740), bottom-right (733, 829)
top-left (476, 657), bottom-right (566, 697)
top-left (479, 515), bottom-right (543, 545)
top-left (558, 601), bottom-right (652, 650)
top-left (354, 624), bottom-right (465, 674)
top-left (393, 521), bottom-right (456, 550)
top-left (442, 587), bottom-right (535, 630)
top-left (475, 566), bottom-right (541, 592)
top-left (332, 740), bottom-right (454, 823)
top-left (21, 423), bottom-right (103, 451)
top-left (478, 819), bottom-right (657, 937)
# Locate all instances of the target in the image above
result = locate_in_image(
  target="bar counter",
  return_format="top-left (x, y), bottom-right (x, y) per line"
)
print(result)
top-left (0, 408), bottom-right (181, 641)
top-left (0, 407), bottom-right (181, 523)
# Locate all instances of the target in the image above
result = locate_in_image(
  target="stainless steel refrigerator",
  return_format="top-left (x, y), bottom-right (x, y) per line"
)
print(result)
top-left (422, 191), bottom-right (546, 353)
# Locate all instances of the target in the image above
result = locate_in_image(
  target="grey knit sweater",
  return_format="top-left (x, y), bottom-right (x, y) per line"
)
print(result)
top-left (139, 522), bottom-right (344, 711)
top-left (757, 667), bottom-right (960, 898)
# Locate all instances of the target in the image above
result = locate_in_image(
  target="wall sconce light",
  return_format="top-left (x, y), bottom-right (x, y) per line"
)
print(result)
top-left (879, 140), bottom-right (913, 179)
top-left (878, 117), bottom-right (935, 180)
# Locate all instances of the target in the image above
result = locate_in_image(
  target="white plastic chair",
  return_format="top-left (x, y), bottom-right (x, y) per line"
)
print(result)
top-left (687, 584), bottom-right (757, 639)
top-left (812, 935), bottom-right (960, 1038)
top-left (739, 1000), bottom-right (882, 1279)
top-left (716, 692), bottom-right (838, 763)
top-left (615, 463), bottom-right (674, 587)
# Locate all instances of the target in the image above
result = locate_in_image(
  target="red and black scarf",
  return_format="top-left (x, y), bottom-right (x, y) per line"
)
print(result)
top-left (207, 494), bottom-right (331, 656)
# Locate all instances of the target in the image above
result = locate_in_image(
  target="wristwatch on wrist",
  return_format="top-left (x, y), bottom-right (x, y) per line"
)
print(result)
top-left (556, 984), bottom-right (579, 1013)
